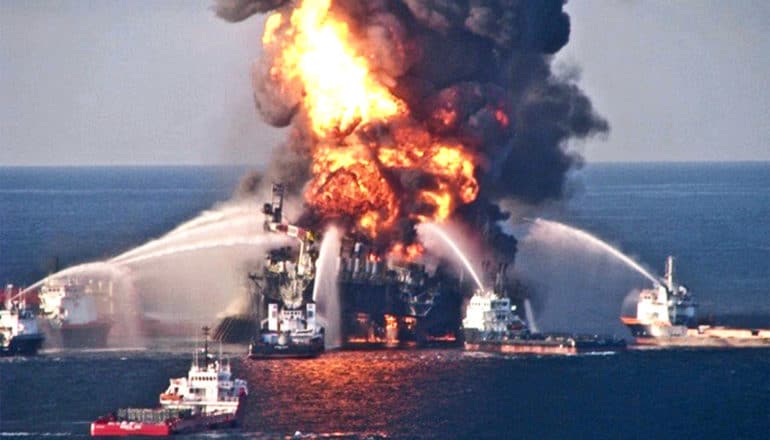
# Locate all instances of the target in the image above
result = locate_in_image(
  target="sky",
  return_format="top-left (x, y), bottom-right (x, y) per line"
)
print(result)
top-left (1, 0), bottom-right (768, 166)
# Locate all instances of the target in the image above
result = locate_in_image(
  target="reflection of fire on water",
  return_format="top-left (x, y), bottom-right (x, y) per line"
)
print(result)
top-left (385, 314), bottom-right (399, 346)
top-left (346, 313), bottom-right (430, 347)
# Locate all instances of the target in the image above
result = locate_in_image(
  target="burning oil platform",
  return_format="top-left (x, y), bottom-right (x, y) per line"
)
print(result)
top-left (335, 235), bottom-right (466, 347)
top-left (212, 0), bottom-right (607, 349)
top-left (215, 184), bottom-right (480, 349)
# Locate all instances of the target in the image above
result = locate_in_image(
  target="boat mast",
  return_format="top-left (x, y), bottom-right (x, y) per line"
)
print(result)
top-left (202, 326), bottom-right (210, 368)
top-left (665, 256), bottom-right (675, 292)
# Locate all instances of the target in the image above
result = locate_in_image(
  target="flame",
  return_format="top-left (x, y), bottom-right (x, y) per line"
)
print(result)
top-left (435, 107), bottom-right (458, 128)
top-left (419, 186), bottom-right (452, 222)
top-left (264, 0), bottom-right (480, 237)
top-left (268, 0), bottom-right (403, 137)
top-left (305, 143), bottom-right (399, 235)
top-left (494, 108), bottom-right (510, 127)
top-left (377, 137), bottom-right (478, 222)
top-left (262, 13), bottom-right (282, 45)
top-left (402, 316), bottom-right (417, 331)
top-left (389, 242), bottom-right (424, 262)
top-left (385, 314), bottom-right (398, 330)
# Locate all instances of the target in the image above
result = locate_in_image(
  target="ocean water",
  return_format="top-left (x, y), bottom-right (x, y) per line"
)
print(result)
top-left (0, 166), bottom-right (242, 284)
top-left (1, 163), bottom-right (769, 439)
top-left (1, 348), bottom-right (769, 439)
top-left (563, 162), bottom-right (770, 318)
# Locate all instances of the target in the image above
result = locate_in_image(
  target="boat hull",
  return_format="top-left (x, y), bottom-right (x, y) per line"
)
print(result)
top-left (465, 341), bottom-right (580, 355)
top-left (91, 420), bottom-right (171, 437)
top-left (90, 412), bottom-right (238, 437)
top-left (58, 320), bottom-right (112, 348)
top-left (248, 340), bottom-right (324, 359)
top-left (464, 329), bottom-right (626, 355)
top-left (0, 333), bottom-right (45, 356)
top-left (464, 340), bottom-right (626, 355)
top-left (631, 326), bottom-right (770, 348)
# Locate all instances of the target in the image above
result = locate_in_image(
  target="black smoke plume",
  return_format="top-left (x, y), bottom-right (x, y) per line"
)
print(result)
top-left (214, 0), bottom-right (608, 266)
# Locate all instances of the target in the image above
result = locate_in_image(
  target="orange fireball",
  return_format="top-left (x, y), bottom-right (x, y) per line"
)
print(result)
top-left (264, 0), bottom-right (480, 237)
top-left (265, 0), bottom-right (404, 138)
top-left (305, 143), bottom-right (399, 235)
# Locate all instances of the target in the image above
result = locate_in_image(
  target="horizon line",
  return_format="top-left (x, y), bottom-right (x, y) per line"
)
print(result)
top-left (0, 159), bottom-right (768, 168)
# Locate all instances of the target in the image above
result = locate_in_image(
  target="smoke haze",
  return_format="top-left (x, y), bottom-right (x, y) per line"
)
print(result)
top-left (213, 0), bottom-right (608, 265)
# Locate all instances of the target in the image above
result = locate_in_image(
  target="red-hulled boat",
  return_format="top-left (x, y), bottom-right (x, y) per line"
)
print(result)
top-left (90, 408), bottom-right (241, 437)
top-left (91, 328), bottom-right (248, 436)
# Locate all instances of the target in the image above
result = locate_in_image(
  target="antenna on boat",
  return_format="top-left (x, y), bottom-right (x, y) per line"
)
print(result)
top-left (218, 341), bottom-right (227, 369)
top-left (202, 326), bottom-right (210, 368)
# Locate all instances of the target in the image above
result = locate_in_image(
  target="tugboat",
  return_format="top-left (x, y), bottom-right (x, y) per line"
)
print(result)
top-left (621, 256), bottom-right (770, 347)
top-left (38, 279), bottom-right (112, 348)
top-left (90, 327), bottom-right (248, 436)
top-left (0, 284), bottom-right (45, 356)
top-left (463, 286), bottom-right (626, 355)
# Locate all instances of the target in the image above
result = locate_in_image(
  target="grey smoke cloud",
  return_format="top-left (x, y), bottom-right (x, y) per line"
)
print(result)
top-left (214, 0), bottom-right (290, 22)
top-left (213, 0), bottom-right (607, 265)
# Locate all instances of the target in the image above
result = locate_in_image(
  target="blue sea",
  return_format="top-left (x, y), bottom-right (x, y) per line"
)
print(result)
top-left (1, 163), bottom-right (769, 439)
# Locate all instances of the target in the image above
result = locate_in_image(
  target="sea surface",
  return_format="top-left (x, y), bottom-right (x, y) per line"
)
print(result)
top-left (1, 163), bottom-right (769, 439)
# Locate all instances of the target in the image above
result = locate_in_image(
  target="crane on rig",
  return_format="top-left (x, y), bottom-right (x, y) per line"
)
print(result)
top-left (213, 184), bottom-right (319, 343)
top-left (243, 184), bottom-right (325, 358)
top-left (259, 183), bottom-right (317, 309)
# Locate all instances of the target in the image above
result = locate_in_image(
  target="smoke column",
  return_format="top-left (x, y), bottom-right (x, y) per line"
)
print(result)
top-left (214, 0), bottom-right (608, 270)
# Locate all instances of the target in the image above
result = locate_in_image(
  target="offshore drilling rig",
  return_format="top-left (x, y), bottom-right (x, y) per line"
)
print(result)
top-left (215, 184), bottom-right (479, 348)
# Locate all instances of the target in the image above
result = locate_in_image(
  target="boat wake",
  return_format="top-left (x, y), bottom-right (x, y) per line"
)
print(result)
top-left (578, 351), bottom-right (619, 357)
top-left (285, 431), bottom-right (388, 440)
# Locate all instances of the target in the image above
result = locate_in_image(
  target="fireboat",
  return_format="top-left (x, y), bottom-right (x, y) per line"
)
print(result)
top-left (90, 327), bottom-right (248, 436)
top-left (0, 284), bottom-right (45, 356)
top-left (463, 268), bottom-right (626, 355)
top-left (621, 256), bottom-right (770, 347)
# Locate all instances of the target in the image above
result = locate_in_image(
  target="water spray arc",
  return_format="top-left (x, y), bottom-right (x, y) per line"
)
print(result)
top-left (527, 218), bottom-right (660, 286)
top-left (16, 199), bottom-right (298, 348)
top-left (419, 223), bottom-right (485, 292)
top-left (116, 235), bottom-right (290, 266)
top-left (313, 226), bottom-right (342, 349)
top-left (110, 203), bottom-right (261, 264)
top-left (524, 298), bottom-right (539, 333)
top-left (19, 262), bottom-right (121, 296)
